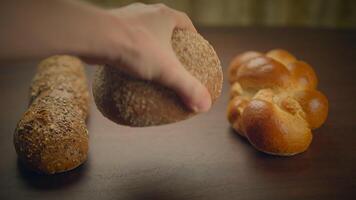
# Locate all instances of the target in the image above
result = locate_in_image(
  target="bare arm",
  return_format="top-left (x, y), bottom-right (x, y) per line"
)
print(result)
top-left (0, 0), bottom-right (211, 112)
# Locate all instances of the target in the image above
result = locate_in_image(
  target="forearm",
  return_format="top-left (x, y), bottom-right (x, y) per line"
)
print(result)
top-left (0, 0), bottom-right (116, 62)
top-left (0, 1), bottom-right (211, 111)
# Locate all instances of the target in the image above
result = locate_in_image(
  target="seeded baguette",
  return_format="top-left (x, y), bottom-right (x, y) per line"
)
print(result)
top-left (14, 55), bottom-right (89, 174)
top-left (93, 29), bottom-right (223, 127)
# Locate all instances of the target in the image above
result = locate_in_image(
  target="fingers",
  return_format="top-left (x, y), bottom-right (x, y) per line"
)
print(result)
top-left (155, 53), bottom-right (211, 112)
top-left (153, 3), bottom-right (197, 33)
top-left (171, 10), bottom-right (197, 33)
top-left (119, 3), bottom-right (197, 33)
top-left (108, 2), bottom-right (204, 112)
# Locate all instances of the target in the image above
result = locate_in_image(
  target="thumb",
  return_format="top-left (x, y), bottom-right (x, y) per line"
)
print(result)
top-left (155, 54), bottom-right (212, 113)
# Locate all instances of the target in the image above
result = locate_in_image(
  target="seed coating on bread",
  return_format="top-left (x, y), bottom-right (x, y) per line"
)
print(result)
top-left (14, 55), bottom-right (89, 174)
top-left (93, 29), bottom-right (223, 127)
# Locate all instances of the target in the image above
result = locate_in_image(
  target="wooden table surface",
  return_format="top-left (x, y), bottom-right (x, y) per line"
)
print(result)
top-left (0, 27), bottom-right (355, 200)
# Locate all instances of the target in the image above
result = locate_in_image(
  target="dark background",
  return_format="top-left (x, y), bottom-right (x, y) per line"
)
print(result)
top-left (88, 0), bottom-right (356, 29)
top-left (0, 27), bottom-right (355, 199)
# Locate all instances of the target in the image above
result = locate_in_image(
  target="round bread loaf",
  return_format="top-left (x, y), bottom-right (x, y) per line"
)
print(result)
top-left (93, 29), bottom-right (223, 127)
top-left (14, 55), bottom-right (89, 174)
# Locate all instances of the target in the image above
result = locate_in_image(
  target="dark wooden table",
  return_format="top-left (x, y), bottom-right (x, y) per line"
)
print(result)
top-left (0, 27), bottom-right (355, 200)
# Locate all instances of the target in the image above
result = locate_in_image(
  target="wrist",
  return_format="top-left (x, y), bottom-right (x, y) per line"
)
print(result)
top-left (64, 8), bottom-right (117, 59)
top-left (47, 3), bottom-right (123, 62)
top-left (79, 11), bottom-right (128, 63)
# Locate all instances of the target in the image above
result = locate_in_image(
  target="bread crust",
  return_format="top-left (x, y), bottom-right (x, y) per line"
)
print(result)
top-left (93, 29), bottom-right (223, 127)
top-left (228, 51), bottom-right (262, 83)
top-left (227, 50), bottom-right (328, 156)
top-left (14, 55), bottom-right (89, 174)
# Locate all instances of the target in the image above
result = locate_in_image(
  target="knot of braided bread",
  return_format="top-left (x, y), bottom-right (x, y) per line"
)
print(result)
top-left (227, 49), bottom-right (328, 156)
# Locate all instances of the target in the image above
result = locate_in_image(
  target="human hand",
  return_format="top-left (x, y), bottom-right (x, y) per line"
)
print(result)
top-left (91, 3), bottom-right (211, 112)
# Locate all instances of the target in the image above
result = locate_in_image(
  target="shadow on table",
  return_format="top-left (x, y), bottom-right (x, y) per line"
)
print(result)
top-left (123, 174), bottom-right (192, 200)
top-left (228, 127), bottom-right (312, 174)
top-left (127, 188), bottom-right (186, 200)
top-left (16, 157), bottom-right (89, 190)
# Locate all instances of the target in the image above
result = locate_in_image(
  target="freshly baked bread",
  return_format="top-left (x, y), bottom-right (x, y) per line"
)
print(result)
top-left (93, 29), bottom-right (223, 127)
top-left (14, 55), bottom-right (89, 174)
top-left (227, 49), bottom-right (328, 156)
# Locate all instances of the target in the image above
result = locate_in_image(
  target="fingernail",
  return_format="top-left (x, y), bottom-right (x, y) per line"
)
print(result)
top-left (192, 98), bottom-right (211, 113)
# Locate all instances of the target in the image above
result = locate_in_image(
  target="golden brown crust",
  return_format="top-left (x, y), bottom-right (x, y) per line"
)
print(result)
top-left (242, 99), bottom-right (312, 156)
top-left (287, 61), bottom-right (318, 90)
top-left (93, 29), bottom-right (223, 127)
top-left (266, 49), bottom-right (296, 66)
top-left (236, 56), bottom-right (292, 89)
top-left (228, 51), bottom-right (262, 83)
top-left (226, 96), bottom-right (248, 137)
top-left (227, 49), bottom-right (328, 156)
top-left (293, 89), bottom-right (329, 129)
top-left (14, 55), bottom-right (89, 174)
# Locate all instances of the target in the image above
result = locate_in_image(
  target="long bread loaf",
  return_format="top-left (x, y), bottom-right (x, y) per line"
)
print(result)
top-left (14, 55), bottom-right (89, 174)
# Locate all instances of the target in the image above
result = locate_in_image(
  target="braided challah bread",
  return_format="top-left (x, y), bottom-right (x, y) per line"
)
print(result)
top-left (227, 49), bottom-right (328, 156)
